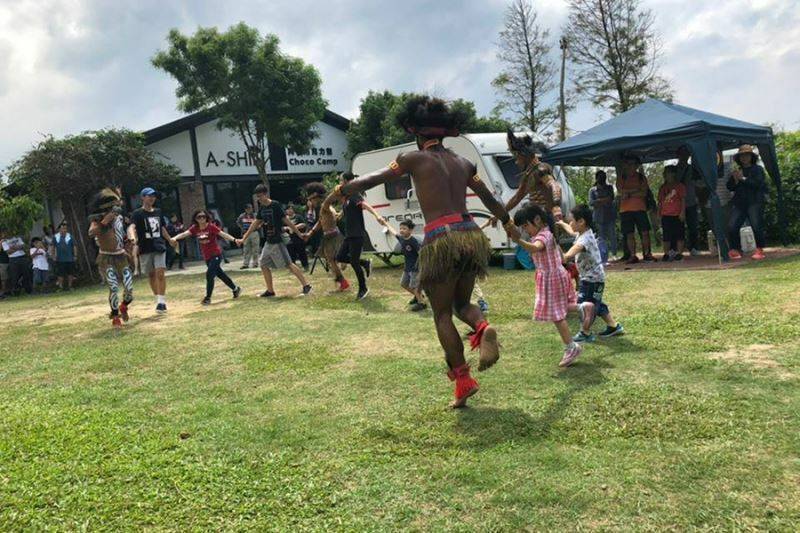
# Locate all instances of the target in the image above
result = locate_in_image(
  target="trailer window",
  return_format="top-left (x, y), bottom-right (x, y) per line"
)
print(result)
top-left (385, 175), bottom-right (413, 200)
top-left (495, 155), bottom-right (523, 189)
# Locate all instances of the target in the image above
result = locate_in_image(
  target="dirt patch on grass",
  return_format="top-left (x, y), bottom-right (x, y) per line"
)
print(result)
top-left (710, 344), bottom-right (795, 379)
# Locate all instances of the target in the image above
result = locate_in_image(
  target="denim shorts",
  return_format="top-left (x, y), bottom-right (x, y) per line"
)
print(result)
top-left (578, 280), bottom-right (609, 317)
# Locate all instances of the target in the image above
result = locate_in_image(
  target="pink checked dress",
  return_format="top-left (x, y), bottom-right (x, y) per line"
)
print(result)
top-left (530, 227), bottom-right (576, 322)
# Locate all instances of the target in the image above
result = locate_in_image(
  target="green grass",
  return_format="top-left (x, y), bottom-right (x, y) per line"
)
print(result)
top-left (1, 257), bottom-right (799, 531)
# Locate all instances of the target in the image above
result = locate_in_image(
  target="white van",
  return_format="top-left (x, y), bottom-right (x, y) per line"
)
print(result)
top-left (351, 133), bottom-right (575, 257)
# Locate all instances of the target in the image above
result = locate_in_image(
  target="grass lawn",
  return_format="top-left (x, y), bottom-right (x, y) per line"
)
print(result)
top-left (1, 256), bottom-right (799, 531)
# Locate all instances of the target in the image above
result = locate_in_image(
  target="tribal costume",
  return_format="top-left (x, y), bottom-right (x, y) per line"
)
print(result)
top-left (89, 188), bottom-right (133, 325)
top-left (418, 212), bottom-right (491, 288)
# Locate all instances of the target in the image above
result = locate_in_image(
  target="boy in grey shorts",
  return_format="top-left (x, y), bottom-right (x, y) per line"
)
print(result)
top-left (378, 218), bottom-right (427, 312)
top-left (236, 184), bottom-right (312, 297)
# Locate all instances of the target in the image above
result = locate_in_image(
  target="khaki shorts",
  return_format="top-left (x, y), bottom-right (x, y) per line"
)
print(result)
top-left (259, 242), bottom-right (292, 270)
top-left (139, 251), bottom-right (166, 275)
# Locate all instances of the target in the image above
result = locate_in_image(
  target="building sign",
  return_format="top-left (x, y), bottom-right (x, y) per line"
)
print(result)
top-left (194, 119), bottom-right (348, 176)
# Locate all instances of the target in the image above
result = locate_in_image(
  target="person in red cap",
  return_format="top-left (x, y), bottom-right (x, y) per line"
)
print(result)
top-left (339, 95), bottom-right (515, 408)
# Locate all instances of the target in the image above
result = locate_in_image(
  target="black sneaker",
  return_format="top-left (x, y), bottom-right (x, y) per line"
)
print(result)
top-left (232, 286), bottom-right (241, 299)
top-left (202, 296), bottom-right (211, 305)
top-left (301, 284), bottom-right (313, 296)
top-left (260, 290), bottom-right (276, 298)
top-left (642, 254), bottom-right (657, 262)
top-left (411, 302), bottom-right (427, 312)
top-left (408, 297), bottom-right (419, 306)
top-left (357, 288), bottom-right (370, 300)
top-left (239, 265), bottom-right (249, 270)
top-left (673, 253), bottom-right (683, 261)
top-left (364, 259), bottom-right (372, 278)
top-left (599, 323), bottom-right (625, 338)
top-left (156, 303), bottom-right (167, 313)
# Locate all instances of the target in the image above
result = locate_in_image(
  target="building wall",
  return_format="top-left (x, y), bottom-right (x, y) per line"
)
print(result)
top-left (147, 130), bottom-right (195, 177)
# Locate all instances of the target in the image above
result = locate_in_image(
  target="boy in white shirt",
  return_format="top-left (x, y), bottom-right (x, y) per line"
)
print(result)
top-left (558, 204), bottom-right (624, 342)
top-left (30, 237), bottom-right (50, 292)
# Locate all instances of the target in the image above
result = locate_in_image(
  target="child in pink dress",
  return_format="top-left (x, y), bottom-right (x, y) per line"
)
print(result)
top-left (510, 203), bottom-right (581, 366)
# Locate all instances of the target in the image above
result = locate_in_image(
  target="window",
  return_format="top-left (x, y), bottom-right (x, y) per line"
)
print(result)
top-left (385, 175), bottom-right (413, 200)
top-left (495, 155), bottom-right (523, 189)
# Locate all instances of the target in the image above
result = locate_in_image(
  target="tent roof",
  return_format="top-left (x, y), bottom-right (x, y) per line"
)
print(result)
top-left (544, 98), bottom-right (775, 166)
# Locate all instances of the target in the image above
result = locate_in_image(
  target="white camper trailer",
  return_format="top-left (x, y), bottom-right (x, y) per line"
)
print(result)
top-left (351, 133), bottom-right (575, 257)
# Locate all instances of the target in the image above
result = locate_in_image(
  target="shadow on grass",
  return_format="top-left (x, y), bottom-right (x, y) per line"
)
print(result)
top-left (455, 357), bottom-right (610, 449)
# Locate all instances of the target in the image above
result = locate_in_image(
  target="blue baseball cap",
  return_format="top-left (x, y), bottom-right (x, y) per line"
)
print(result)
top-left (140, 187), bottom-right (157, 197)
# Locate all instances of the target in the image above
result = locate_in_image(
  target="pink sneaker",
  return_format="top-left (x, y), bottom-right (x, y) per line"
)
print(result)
top-left (728, 249), bottom-right (742, 260)
top-left (752, 248), bottom-right (765, 260)
top-left (559, 343), bottom-right (582, 367)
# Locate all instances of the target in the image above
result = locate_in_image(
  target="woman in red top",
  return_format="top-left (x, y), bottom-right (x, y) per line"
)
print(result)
top-left (173, 210), bottom-right (241, 305)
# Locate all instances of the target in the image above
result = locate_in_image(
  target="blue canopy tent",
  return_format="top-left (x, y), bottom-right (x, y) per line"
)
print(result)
top-left (543, 98), bottom-right (785, 261)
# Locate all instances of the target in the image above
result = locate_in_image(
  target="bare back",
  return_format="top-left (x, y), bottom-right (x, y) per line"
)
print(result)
top-left (400, 148), bottom-right (475, 222)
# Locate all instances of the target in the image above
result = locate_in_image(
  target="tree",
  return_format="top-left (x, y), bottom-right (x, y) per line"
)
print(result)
top-left (0, 192), bottom-right (43, 237)
top-left (766, 130), bottom-right (800, 243)
top-left (152, 23), bottom-right (327, 186)
top-left (346, 92), bottom-right (512, 156)
top-left (7, 129), bottom-right (180, 280)
top-left (492, 0), bottom-right (557, 135)
top-left (565, 0), bottom-right (672, 115)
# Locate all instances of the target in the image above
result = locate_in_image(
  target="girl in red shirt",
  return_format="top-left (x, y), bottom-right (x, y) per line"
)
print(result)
top-left (173, 210), bottom-right (241, 305)
top-left (657, 165), bottom-right (686, 262)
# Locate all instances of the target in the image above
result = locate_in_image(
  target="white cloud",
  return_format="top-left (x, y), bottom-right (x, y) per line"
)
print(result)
top-left (0, 0), bottom-right (798, 170)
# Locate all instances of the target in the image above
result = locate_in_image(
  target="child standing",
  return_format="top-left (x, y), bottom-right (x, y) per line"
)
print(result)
top-left (378, 218), bottom-right (427, 311)
top-left (657, 165), bottom-right (686, 261)
top-left (557, 205), bottom-right (624, 342)
top-left (30, 237), bottom-right (49, 293)
top-left (510, 203), bottom-right (581, 367)
top-left (172, 209), bottom-right (242, 305)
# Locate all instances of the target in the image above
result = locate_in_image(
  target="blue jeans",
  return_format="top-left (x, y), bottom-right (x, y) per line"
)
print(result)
top-left (596, 220), bottom-right (617, 262)
top-left (728, 202), bottom-right (766, 250)
top-left (206, 255), bottom-right (236, 297)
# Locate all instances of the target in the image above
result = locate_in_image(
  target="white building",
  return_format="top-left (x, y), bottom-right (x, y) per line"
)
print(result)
top-left (143, 109), bottom-right (351, 234)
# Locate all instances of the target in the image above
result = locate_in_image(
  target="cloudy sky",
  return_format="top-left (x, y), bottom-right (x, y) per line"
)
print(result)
top-left (1, 0), bottom-right (798, 170)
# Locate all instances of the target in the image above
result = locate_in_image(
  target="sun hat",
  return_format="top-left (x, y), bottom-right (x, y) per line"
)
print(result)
top-left (733, 144), bottom-right (759, 164)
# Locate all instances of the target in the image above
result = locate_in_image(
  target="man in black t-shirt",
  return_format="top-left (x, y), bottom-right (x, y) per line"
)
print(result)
top-left (334, 172), bottom-right (381, 300)
top-left (127, 187), bottom-right (176, 313)
top-left (236, 184), bottom-right (312, 297)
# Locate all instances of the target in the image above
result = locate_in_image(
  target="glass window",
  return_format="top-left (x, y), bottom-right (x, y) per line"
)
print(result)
top-left (495, 155), bottom-right (523, 189)
top-left (385, 175), bottom-right (413, 200)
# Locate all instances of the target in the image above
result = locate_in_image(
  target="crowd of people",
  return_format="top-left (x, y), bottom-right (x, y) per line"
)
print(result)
top-left (0, 95), bottom-right (775, 410)
top-left (587, 144), bottom-right (769, 264)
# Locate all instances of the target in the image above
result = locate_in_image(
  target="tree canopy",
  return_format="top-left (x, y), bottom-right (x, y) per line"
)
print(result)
top-left (565, 0), bottom-right (672, 115)
top-left (346, 91), bottom-right (511, 156)
top-left (7, 129), bottom-right (180, 279)
top-left (152, 23), bottom-right (327, 185)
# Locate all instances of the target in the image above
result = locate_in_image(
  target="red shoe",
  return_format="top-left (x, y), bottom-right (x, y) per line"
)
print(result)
top-left (338, 279), bottom-right (350, 291)
top-left (728, 249), bottom-right (742, 260)
top-left (752, 248), bottom-right (765, 260)
top-left (119, 302), bottom-right (129, 322)
top-left (448, 364), bottom-right (479, 408)
top-left (112, 317), bottom-right (123, 329)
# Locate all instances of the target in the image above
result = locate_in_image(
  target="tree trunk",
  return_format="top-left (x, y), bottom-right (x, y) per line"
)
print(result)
top-left (559, 37), bottom-right (568, 142)
top-left (65, 199), bottom-right (98, 282)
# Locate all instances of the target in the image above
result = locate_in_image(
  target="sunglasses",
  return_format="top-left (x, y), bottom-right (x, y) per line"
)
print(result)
top-left (196, 214), bottom-right (207, 220)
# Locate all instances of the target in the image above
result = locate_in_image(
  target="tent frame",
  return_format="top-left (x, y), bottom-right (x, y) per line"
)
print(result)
top-left (544, 99), bottom-right (786, 261)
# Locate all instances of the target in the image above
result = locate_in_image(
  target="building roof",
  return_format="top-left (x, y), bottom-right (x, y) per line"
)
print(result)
top-left (144, 108), bottom-right (351, 145)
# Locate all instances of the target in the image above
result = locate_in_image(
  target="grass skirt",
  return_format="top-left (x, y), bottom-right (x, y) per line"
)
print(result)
top-left (419, 229), bottom-right (491, 288)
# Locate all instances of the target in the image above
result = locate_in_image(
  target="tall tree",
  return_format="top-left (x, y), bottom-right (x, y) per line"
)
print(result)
top-left (492, 0), bottom-right (557, 135)
top-left (346, 92), bottom-right (512, 156)
top-left (7, 129), bottom-right (180, 280)
top-left (558, 36), bottom-right (569, 141)
top-left (565, 0), bottom-right (672, 115)
top-left (152, 23), bottom-right (327, 186)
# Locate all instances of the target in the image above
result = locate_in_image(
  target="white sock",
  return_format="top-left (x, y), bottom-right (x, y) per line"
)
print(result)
top-left (157, 295), bottom-right (166, 304)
